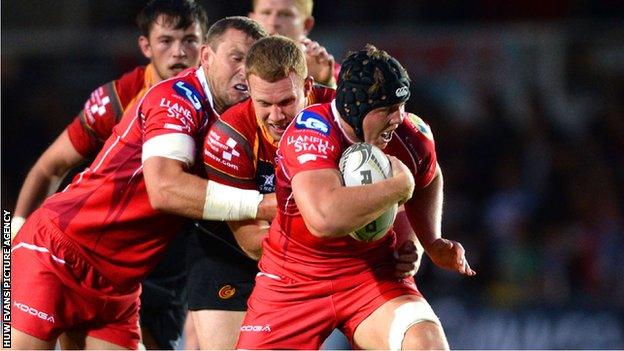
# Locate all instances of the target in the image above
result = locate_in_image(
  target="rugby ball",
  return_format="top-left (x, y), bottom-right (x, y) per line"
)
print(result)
top-left (339, 143), bottom-right (398, 242)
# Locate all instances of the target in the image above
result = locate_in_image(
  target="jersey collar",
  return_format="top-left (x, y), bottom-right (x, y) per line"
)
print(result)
top-left (195, 67), bottom-right (218, 116)
top-left (331, 99), bottom-right (355, 145)
top-left (144, 64), bottom-right (160, 88)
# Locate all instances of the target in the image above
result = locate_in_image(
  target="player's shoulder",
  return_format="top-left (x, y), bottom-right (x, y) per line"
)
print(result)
top-left (217, 99), bottom-right (255, 133)
top-left (116, 65), bottom-right (147, 88)
top-left (308, 85), bottom-right (336, 105)
top-left (398, 112), bottom-right (435, 142)
top-left (113, 66), bottom-right (147, 102)
top-left (279, 102), bottom-right (342, 160)
top-left (143, 69), bottom-right (203, 111)
top-left (286, 102), bottom-right (335, 139)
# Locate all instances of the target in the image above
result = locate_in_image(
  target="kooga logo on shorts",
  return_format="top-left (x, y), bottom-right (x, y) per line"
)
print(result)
top-left (14, 301), bottom-right (55, 323)
top-left (240, 324), bottom-right (271, 332)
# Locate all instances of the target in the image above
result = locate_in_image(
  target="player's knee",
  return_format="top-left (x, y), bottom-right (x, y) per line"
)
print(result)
top-left (402, 321), bottom-right (449, 350)
top-left (387, 300), bottom-right (447, 350)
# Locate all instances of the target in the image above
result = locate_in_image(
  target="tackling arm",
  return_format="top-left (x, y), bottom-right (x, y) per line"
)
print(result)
top-left (143, 156), bottom-right (275, 221)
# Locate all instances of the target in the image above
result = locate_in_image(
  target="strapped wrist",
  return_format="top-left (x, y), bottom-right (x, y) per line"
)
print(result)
top-left (11, 216), bottom-right (26, 240)
top-left (202, 180), bottom-right (263, 221)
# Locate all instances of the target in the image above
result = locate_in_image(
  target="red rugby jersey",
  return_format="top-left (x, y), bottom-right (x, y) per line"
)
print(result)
top-left (42, 67), bottom-right (217, 290)
top-left (203, 86), bottom-right (335, 192)
top-left (66, 65), bottom-right (159, 156)
top-left (260, 100), bottom-right (437, 281)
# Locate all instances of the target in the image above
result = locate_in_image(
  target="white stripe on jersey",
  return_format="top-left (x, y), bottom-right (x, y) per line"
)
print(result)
top-left (129, 165), bottom-right (144, 184)
top-left (12, 242), bottom-right (66, 265)
top-left (142, 133), bottom-right (196, 166)
top-left (91, 114), bottom-right (138, 173)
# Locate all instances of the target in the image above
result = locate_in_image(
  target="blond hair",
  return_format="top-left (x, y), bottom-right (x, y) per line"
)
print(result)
top-left (245, 35), bottom-right (308, 82)
top-left (252, 0), bottom-right (313, 18)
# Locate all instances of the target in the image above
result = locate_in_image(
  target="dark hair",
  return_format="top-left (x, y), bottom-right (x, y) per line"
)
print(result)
top-left (336, 44), bottom-right (411, 140)
top-left (205, 16), bottom-right (268, 51)
top-left (136, 0), bottom-right (208, 38)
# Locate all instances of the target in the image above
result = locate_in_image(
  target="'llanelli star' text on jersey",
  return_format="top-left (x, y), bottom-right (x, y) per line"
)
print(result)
top-left (261, 100), bottom-right (437, 281)
top-left (41, 67), bottom-right (217, 290)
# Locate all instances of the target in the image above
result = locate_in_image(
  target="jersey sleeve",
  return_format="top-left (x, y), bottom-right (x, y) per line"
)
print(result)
top-left (393, 113), bottom-right (437, 189)
top-left (203, 116), bottom-right (258, 190)
top-left (141, 80), bottom-right (205, 167)
top-left (66, 81), bottom-right (124, 157)
top-left (278, 109), bottom-right (341, 180)
top-left (66, 66), bottom-right (146, 157)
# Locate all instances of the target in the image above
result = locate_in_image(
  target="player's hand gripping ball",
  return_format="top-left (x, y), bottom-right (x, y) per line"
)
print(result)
top-left (339, 143), bottom-right (398, 242)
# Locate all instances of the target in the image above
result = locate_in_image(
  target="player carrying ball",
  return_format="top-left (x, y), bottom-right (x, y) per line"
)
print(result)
top-left (237, 45), bottom-right (476, 350)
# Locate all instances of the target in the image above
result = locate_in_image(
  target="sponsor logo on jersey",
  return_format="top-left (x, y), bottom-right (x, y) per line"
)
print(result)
top-left (407, 113), bottom-right (433, 141)
top-left (204, 148), bottom-right (240, 171)
top-left (294, 111), bottom-right (329, 135)
top-left (173, 81), bottom-right (202, 110)
top-left (297, 153), bottom-right (328, 164)
top-left (256, 161), bottom-right (276, 193)
top-left (395, 86), bottom-right (409, 98)
top-left (218, 285), bottom-right (236, 299)
top-left (260, 174), bottom-right (274, 190)
top-left (160, 98), bottom-right (194, 132)
top-left (206, 132), bottom-right (241, 165)
top-left (222, 138), bottom-right (240, 161)
top-left (84, 87), bottom-right (111, 123)
top-left (240, 324), bottom-right (271, 332)
top-left (14, 302), bottom-right (55, 323)
top-left (286, 135), bottom-right (335, 155)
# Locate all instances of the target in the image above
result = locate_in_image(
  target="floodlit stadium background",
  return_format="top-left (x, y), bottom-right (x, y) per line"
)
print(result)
top-left (2, 1), bottom-right (623, 348)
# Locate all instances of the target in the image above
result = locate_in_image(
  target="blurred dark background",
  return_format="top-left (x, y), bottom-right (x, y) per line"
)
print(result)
top-left (2, 1), bottom-right (623, 348)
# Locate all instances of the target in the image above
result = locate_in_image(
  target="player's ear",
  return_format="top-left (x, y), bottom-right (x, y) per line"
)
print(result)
top-left (303, 76), bottom-right (314, 96)
top-left (138, 36), bottom-right (152, 59)
top-left (303, 16), bottom-right (315, 36)
top-left (200, 44), bottom-right (214, 67)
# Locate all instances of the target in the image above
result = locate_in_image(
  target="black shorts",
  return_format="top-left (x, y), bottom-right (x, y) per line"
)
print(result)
top-left (139, 229), bottom-right (189, 350)
top-left (186, 222), bottom-right (258, 311)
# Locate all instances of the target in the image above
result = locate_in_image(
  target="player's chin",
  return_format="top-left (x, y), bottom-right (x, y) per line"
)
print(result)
top-left (375, 132), bottom-right (393, 148)
top-left (371, 139), bottom-right (389, 150)
top-left (228, 90), bottom-right (249, 104)
top-left (268, 125), bottom-right (287, 139)
top-left (168, 66), bottom-right (188, 76)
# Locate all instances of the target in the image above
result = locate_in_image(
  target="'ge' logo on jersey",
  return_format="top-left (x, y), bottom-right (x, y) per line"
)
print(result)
top-left (295, 111), bottom-right (329, 135)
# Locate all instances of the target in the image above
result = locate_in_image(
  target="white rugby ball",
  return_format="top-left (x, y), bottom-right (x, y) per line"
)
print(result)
top-left (339, 143), bottom-right (398, 242)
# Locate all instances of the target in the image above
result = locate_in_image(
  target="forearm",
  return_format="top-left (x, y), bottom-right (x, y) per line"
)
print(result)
top-left (147, 169), bottom-right (209, 219)
top-left (394, 206), bottom-right (416, 243)
top-left (144, 157), bottom-right (266, 221)
top-left (228, 220), bottom-right (270, 261)
top-left (14, 129), bottom-right (84, 218)
top-left (393, 206), bottom-right (424, 273)
top-left (405, 167), bottom-right (443, 249)
top-left (295, 170), bottom-right (408, 238)
top-left (14, 167), bottom-right (65, 218)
